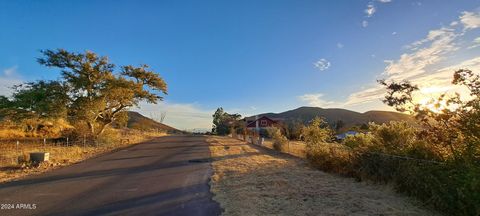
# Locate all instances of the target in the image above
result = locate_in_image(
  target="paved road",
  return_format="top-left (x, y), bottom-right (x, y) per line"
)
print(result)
top-left (0, 135), bottom-right (222, 216)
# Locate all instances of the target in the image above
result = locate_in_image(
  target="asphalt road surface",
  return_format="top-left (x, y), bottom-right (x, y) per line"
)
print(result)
top-left (0, 135), bottom-right (222, 216)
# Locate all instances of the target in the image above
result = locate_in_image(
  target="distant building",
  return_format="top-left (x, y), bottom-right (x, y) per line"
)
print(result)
top-left (244, 116), bottom-right (282, 131)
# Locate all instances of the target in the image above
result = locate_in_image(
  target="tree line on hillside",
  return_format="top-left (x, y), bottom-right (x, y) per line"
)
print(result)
top-left (0, 49), bottom-right (167, 139)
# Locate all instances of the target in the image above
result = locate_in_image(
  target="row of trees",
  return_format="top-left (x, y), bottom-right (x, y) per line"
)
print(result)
top-left (0, 49), bottom-right (167, 138)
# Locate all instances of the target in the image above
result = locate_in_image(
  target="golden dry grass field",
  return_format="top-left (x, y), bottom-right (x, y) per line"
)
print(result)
top-left (208, 136), bottom-right (437, 216)
top-left (0, 129), bottom-right (165, 183)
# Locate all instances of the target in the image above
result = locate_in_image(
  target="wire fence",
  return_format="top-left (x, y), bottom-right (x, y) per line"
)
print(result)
top-left (0, 137), bottom-right (98, 149)
top-left (232, 133), bottom-right (444, 165)
top-left (0, 136), bottom-right (108, 166)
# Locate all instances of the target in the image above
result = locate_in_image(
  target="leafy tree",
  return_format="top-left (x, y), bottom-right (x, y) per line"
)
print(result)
top-left (285, 119), bottom-right (304, 140)
top-left (267, 127), bottom-right (288, 152)
top-left (378, 69), bottom-right (480, 162)
top-left (36, 49), bottom-right (167, 136)
top-left (378, 79), bottom-right (419, 113)
top-left (212, 107), bottom-right (242, 135)
top-left (13, 81), bottom-right (69, 118)
top-left (376, 70), bottom-right (480, 214)
top-left (0, 80), bottom-right (69, 134)
top-left (212, 108), bottom-right (226, 134)
top-left (302, 117), bottom-right (334, 150)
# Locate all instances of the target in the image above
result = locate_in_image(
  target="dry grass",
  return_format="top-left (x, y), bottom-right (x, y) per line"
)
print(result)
top-left (208, 136), bottom-right (436, 216)
top-left (0, 129), bottom-right (165, 183)
top-left (262, 139), bottom-right (306, 158)
top-left (0, 128), bottom-right (26, 139)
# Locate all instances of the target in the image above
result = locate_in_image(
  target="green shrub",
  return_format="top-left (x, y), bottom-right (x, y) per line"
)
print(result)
top-left (308, 143), bottom-right (355, 176)
top-left (267, 127), bottom-right (288, 152)
top-left (393, 162), bottom-right (480, 216)
top-left (302, 117), bottom-right (334, 153)
top-left (365, 121), bottom-right (417, 154)
top-left (303, 120), bottom-right (479, 215)
top-left (301, 117), bottom-right (356, 174)
top-left (343, 132), bottom-right (375, 149)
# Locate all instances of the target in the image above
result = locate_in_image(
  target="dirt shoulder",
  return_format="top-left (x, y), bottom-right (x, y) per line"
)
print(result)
top-left (208, 136), bottom-right (436, 216)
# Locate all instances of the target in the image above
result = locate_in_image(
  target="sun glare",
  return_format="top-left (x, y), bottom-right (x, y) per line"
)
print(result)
top-left (414, 86), bottom-right (462, 113)
top-left (417, 98), bottom-right (444, 113)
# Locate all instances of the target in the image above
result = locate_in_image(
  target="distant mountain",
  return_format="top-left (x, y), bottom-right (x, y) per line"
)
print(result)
top-left (362, 110), bottom-right (414, 123)
top-left (127, 111), bottom-right (180, 133)
top-left (255, 106), bottom-right (415, 130)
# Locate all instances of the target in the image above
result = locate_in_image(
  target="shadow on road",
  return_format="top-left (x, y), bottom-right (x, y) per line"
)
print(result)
top-left (0, 135), bottom-right (224, 216)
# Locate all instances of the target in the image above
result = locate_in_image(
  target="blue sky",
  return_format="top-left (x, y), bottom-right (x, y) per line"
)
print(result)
top-left (1, 0), bottom-right (480, 130)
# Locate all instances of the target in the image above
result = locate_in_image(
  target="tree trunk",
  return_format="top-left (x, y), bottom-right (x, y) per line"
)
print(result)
top-left (96, 121), bottom-right (112, 136)
top-left (87, 122), bottom-right (95, 136)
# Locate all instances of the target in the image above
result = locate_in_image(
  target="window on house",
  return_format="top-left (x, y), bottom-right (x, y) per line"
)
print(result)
top-left (260, 120), bottom-right (268, 126)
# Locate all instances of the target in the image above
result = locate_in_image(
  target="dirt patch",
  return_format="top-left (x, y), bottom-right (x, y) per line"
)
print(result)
top-left (208, 136), bottom-right (436, 216)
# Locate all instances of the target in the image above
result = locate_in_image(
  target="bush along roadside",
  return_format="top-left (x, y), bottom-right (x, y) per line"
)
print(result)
top-left (267, 127), bottom-right (289, 152)
top-left (301, 120), bottom-right (480, 216)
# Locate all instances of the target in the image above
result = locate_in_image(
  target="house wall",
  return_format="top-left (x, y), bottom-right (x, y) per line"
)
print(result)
top-left (246, 117), bottom-right (277, 128)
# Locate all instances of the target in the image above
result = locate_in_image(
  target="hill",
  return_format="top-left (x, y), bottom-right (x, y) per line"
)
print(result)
top-left (127, 111), bottom-right (180, 133)
top-left (256, 106), bottom-right (415, 130)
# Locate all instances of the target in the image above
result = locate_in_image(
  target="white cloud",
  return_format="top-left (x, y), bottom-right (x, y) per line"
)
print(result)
top-left (365, 3), bottom-right (376, 17)
top-left (298, 93), bottom-right (336, 107)
top-left (313, 58), bottom-right (331, 71)
top-left (3, 65), bottom-right (18, 76)
top-left (337, 42), bottom-right (344, 49)
top-left (460, 11), bottom-right (480, 30)
top-left (392, 31), bottom-right (397, 35)
top-left (344, 86), bottom-right (386, 106)
top-left (362, 20), bottom-right (369, 27)
top-left (468, 37), bottom-right (480, 49)
top-left (300, 56), bottom-right (480, 109)
top-left (385, 27), bottom-right (458, 81)
top-left (0, 66), bottom-right (22, 96)
top-left (133, 101), bottom-right (213, 131)
top-left (450, 21), bottom-right (459, 26)
top-left (345, 26), bottom-right (459, 106)
top-left (422, 57), bottom-right (480, 87)
top-left (335, 10), bottom-right (480, 108)
top-left (361, 1), bottom-right (392, 28)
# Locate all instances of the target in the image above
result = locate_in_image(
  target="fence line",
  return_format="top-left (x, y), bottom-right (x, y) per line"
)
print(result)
top-left (0, 136), bottom-right (102, 166)
top-left (233, 133), bottom-right (444, 165)
top-left (362, 151), bottom-right (445, 164)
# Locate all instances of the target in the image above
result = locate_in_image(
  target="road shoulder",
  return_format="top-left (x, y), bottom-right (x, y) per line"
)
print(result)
top-left (207, 136), bottom-right (436, 216)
